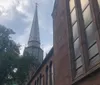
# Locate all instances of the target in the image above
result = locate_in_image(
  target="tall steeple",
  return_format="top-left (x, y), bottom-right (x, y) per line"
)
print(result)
top-left (24, 3), bottom-right (43, 82)
top-left (24, 3), bottom-right (43, 64)
top-left (28, 4), bottom-right (40, 47)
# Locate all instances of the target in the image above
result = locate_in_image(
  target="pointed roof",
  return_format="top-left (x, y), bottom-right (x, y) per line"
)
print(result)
top-left (28, 4), bottom-right (40, 47)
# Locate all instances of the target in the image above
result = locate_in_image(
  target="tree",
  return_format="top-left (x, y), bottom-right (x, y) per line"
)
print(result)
top-left (0, 25), bottom-right (20, 84)
top-left (0, 25), bottom-right (40, 85)
top-left (15, 54), bottom-right (40, 85)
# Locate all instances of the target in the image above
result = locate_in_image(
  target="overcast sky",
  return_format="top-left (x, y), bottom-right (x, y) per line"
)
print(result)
top-left (0, 0), bottom-right (54, 57)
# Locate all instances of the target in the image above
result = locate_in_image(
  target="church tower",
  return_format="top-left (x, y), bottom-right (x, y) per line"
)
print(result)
top-left (24, 4), bottom-right (43, 64)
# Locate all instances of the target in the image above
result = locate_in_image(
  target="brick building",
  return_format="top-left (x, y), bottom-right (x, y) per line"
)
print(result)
top-left (27, 0), bottom-right (100, 85)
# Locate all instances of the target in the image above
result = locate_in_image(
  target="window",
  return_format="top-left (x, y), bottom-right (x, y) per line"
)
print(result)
top-left (40, 74), bottom-right (42, 85)
top-left (69, 0), bottom-right (100, 80)
top-left (70, 0), bottom-right (75, 12)
top-left (41, 75), bottom-right (44, 85)
top-left (70, 0), bottom-right (83, 78)
top-left (76, 66), bottom-right (83, 77)
top-left (89, 43), bottom-right (100, 67)
top-left (35, 81), bottom-right (37, 85)
top-left (83, 5), bottom-right (92, 27)
top-left (85, 22), bottom-right (96, 47)
top-left (74, 38), bottom-right (81, 58)
top-left (80, 0), bottom-right (89, 11)
top-left (51, 64), bottom-right (54, 85)
top-left (37, 78), bottom-right (39, 85)
top-left (97, 0), bottom-right (100, 8)
top-left (89, 43), bottom-right (99, 59)
top-left (81, 0), bottom-right (100, 67)
top-left (49, 62), bottom-right (54, 85)
top-left (72, 22), bottom-right (79, 41)
top-left (71, 8), bottom-right (77, 25)
top-left (75, 57), bottom-right (83, 69)
top-left (46, 66), bottom-right (49, 85)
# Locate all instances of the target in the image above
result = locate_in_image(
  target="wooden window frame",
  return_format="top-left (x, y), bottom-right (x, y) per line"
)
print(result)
top-left (69, 0), bottom-right (87, 80)
top-left (67, 0), bottom-right (100, 83)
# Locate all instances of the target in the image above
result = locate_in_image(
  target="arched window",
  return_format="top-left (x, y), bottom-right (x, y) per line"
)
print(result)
top-left (41, 75), bottom-right (44, 85)
top-left (46, 66), bottom-right (49, 85)
top-left (97, 0), bottom-right (100, 8)
top-left (37, 78), bottom-right (39, 85)
top-left (35, 80), bottom-right (37, 85)
top-left (39, 74), bottom-right (42, 85)
top-left (49, 62), bottom-right (54, 85)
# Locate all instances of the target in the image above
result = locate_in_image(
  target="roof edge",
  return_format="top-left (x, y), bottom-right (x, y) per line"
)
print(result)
top-left (27, 47), bottom-right (54, 85)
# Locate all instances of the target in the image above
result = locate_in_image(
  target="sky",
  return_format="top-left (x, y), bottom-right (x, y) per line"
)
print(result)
top-left (0, 0), bottom-right (55, 57)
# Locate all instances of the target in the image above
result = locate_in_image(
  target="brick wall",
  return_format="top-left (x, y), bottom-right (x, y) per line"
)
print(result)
top-left (52, 0), bottom-right (72, 85)
top-left (30, 55), bottom-right (53, 85)
top-left (52, 0), bottom-right (100, 85)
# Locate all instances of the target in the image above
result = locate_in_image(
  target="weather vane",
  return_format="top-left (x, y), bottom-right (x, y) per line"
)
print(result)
top-left (36, 3), bottom-right (38, 6)
top-left (31, 0), bottom-right (39, 7)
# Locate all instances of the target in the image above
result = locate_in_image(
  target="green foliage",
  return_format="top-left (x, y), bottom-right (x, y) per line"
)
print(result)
top-left (15, 55), bottom-right (40, 85)
top-left (0, 25), bottom-right (40, 85)
top-left (0, 25), bottom-right (19, 84)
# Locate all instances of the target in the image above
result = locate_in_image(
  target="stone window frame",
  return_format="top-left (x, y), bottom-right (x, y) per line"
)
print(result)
top-left (67, 0), bottom-right (100, 83)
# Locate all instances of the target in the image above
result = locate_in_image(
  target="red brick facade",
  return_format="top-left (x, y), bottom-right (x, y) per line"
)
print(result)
top-left (27, 48), bottom-right (54, 85)
top-left (27, 0), bottom-right (100, 85)
top-left (52, 0), bottom-right (72, 85)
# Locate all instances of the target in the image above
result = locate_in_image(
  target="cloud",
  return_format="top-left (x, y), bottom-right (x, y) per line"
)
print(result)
top-left (0, 0), bottom-right (14, 10)
top-left (0, 0), bottom-right (54, 56)
top-left (42, 44), bottom-right (53, 58)
top-left (14, 24), bottom-right (32, 55)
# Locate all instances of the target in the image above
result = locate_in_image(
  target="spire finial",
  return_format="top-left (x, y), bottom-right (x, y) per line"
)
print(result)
top-left (36, 3), bottom-right (38, 6)
top-left (35, 2), bottom-right (38, 8)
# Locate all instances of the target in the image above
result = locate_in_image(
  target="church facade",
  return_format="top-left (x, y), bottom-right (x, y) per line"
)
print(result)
top-left (27, 0), bottom-right (100, 85)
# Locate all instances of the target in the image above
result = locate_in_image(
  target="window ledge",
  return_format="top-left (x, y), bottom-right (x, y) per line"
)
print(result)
top-left (72, 62), bottom-right (100, 85)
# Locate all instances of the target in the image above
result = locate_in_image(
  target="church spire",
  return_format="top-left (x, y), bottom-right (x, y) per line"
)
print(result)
top-left (28, 4), bottom-right (40, 47)
top-left (24, 3), bottom-right (43, 69)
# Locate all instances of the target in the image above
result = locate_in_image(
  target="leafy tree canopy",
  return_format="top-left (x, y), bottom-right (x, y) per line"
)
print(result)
top-left (0, 25), bottom-right (39, 85)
